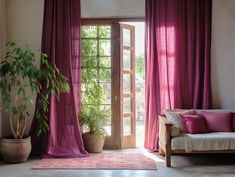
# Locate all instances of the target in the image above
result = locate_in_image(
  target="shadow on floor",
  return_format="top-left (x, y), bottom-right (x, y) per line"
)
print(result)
top-left (172, 153), bottom-right (235, 166)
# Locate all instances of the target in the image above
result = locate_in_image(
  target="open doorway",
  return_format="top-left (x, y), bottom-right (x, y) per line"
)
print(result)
top-left (121, 22), bottom-right (145, 148)
top-left (81, 20), bottom-right (145, 149)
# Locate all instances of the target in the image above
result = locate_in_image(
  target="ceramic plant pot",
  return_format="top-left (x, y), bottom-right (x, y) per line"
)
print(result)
top-left (0, 136), bottom-right (31, 163)
top-left (82, 133), bottom-right (105, 153)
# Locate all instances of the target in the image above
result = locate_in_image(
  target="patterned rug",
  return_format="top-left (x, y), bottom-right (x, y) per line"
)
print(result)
top-left (32, 153), bottom-right (157, 170)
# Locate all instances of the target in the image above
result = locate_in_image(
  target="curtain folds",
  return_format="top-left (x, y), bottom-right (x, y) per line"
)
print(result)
top-left (144, 0), bottom-right (161, 151)
top-left (30, 0), bottom-right (88, 157)
top-left (144, 0), bottom-right (212, 151)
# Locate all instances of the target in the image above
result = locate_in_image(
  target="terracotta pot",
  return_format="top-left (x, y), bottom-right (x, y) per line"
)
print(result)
top-left (0, 136), bottom-right (31, 163)
top-left (82, 133), bottom-right (105, 153)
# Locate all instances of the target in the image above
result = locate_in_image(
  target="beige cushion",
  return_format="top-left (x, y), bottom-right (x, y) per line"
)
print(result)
top-left (165, 109), bottom-right (196, 132)
top-left (171, 126), bottom-right (180, 137)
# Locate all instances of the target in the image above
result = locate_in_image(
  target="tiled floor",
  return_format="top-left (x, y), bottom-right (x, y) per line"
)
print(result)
top-left (0, 149), bottom-right (235, 177)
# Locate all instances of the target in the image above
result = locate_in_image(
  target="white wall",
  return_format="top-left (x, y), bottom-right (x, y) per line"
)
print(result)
top-left (6, 0), bottom-right (44, 56)
top-left (1, 0), bottom-right (44, 136)
top-left (211, 0), bottom-right (235, 109)
top-left (81, 0), bottom-right (145, 18)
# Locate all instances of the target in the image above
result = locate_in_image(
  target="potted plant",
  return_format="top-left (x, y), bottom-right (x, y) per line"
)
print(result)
top-left (79, 83), bottom-right (110, 153)
top-left (79, 55), bottom-right (110, 153)
top-left (0, 42), bottom-right (69, 163)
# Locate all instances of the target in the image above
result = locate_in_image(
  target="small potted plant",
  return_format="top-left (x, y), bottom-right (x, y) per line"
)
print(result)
top-left (0, 42), bottom-right (69, 163)
top-left (79, 83), bottom-right (110, 153)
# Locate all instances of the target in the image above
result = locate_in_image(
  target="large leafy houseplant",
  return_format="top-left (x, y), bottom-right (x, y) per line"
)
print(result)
top-left (0, 42), bottom-right (69, 163)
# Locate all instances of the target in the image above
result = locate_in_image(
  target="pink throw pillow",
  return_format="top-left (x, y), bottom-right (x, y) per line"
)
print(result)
top-left (232, 113), bottom-right (235, 131)
top-left (181, 114), bottom-right (209, 134)
top-left (201, 111), bottom-right (232, 132)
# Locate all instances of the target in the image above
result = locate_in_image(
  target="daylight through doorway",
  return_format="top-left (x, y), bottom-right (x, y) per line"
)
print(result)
top-left (121, 22), bottom-right (145, 148)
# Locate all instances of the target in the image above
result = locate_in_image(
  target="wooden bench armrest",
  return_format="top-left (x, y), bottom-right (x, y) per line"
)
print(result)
top-left (159, 115), bottom-right (173, 147)
top-left (158, 115), bottom-right (173, 167)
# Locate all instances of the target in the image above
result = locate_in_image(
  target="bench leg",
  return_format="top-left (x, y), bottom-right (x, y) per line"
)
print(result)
top-left (166, 152), bottom-right (171, 167)
top-left (166, 145), bottom-right (171, 167)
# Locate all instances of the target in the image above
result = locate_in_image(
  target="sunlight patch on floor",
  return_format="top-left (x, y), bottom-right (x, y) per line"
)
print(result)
top-left (103, 147), bottom-right (165, 163)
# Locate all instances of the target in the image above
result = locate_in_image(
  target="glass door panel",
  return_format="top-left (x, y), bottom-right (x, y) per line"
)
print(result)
top-left (123, 117), bottom-right (132, 136)
top-left (123, 97), bottom-right (132, 113)
top-left (123, 74), bottom-right (131, 93)
top-left (123, 28), bottom-right (131, 47)
top-left (123, 50), bottom-right (131, 70)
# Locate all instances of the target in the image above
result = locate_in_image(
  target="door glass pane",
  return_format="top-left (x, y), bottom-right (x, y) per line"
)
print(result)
top-left (123, 50), bottom-right (131, 70)
top-left (81, 69), bottom-right (98, 83)
top-left (81, 91), bottom-right (92, 104)
top-left (82, 26), bottom-right (97, 38)
top-left (82, 57), bottom-right (98, 68)
top-left (81, 83), bottom-right (96, 92)
top-left (82, 40), bottom-right (97, 56)
top-left (123, 74), bottom-right (131, 93)
top-left (123, 28), bottom-right (131, 47)
top-left (100, 83), bottom-right (111, 104)
top-left (123, 117), bottom-right (131, 136)
top-left (99, 26), bottom-right (111, 38)
top-left (123, 97), bottom-right (131, 113)
top-left (99, 57), bottom-right (111, 68)
top-left (99, 68), bottom-right (111, 82)
top-left (99, 40), bottom-right (111, 56)
top-left (101, 105), bottom-right (111, 136)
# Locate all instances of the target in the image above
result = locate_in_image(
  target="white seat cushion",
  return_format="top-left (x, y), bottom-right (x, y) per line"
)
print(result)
top-left (171, 132), bottom-right (235, 152)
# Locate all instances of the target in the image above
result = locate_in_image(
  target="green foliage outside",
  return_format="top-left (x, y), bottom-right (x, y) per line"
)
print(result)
top-left (79, 26), bottom-right (111, 136)
top-left (136, 54), bottom-right (145, 80)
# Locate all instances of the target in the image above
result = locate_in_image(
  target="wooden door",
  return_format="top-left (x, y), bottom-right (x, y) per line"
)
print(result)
top-left (120, 24), bottom-right (136, 148)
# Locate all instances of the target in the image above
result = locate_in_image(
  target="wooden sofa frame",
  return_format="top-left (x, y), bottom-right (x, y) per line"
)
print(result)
top-left (158, 115), bottom-right (235, 167)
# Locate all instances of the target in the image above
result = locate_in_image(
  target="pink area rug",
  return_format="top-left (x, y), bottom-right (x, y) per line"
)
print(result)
top-left (32, 153), bottom-right (157, 170)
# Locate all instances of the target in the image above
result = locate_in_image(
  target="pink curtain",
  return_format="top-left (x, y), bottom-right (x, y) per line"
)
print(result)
top-left (31, 0), bottom-right (88, 157)
top-left (174, 0), bottom-right (212, 108)
top-left (144, 0), bottom-right (212, 151)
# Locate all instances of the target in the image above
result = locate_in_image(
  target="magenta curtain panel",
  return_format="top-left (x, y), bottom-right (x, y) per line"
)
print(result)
top-left (144, 0), bottom-right (212, 151)
top-left (174, 0), bottom-right (212, 108)
top-left (32, 0), bottom-right (87, 157)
